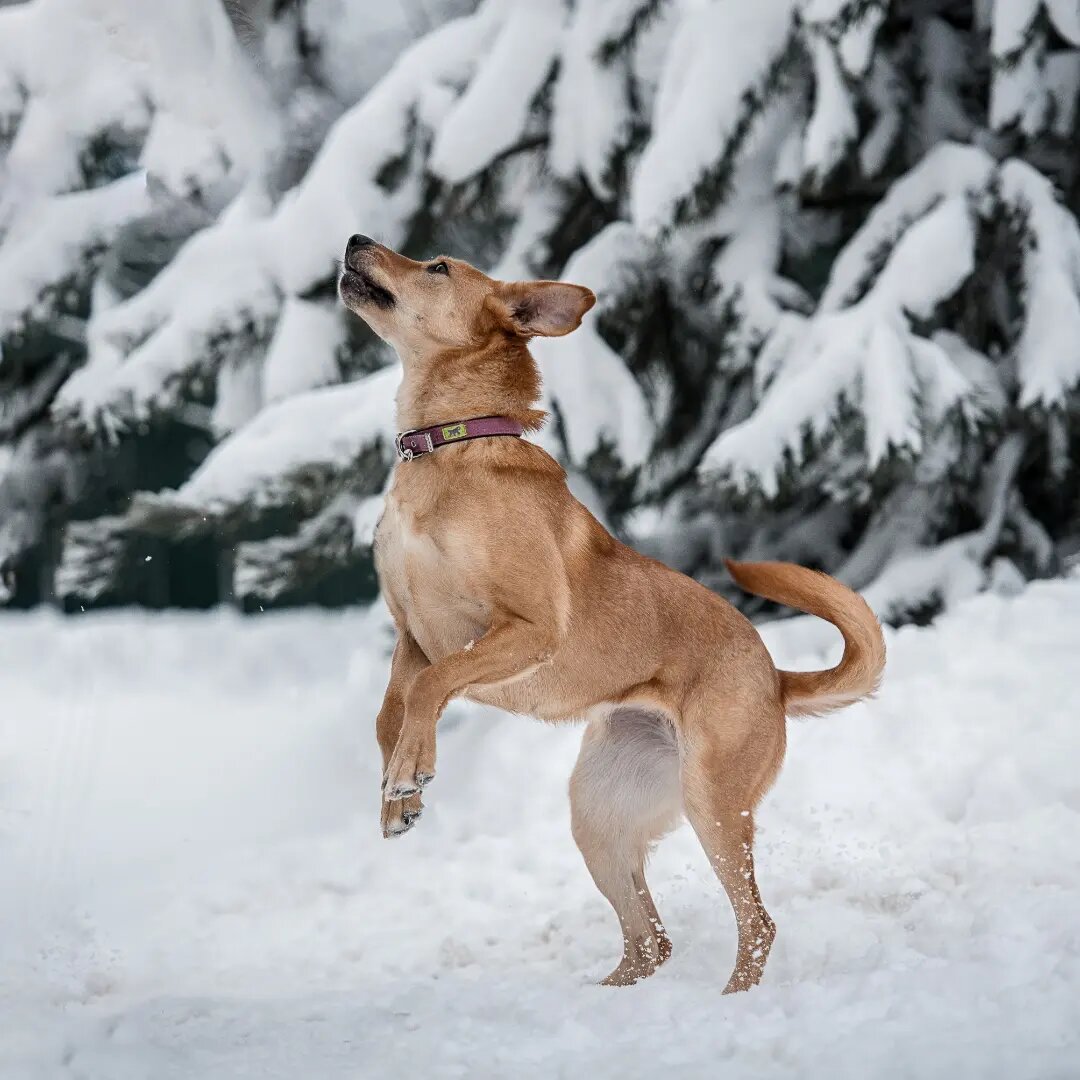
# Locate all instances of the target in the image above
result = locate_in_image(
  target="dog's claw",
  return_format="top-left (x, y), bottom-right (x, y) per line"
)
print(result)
top-left (416, 771), bottom-right (434, 788)
top-left (385, 782), bottom-right (420, 801)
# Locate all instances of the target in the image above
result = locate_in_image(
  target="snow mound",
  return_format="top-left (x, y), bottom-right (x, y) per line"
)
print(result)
top-left (3, 580), bottom-right (1079, 1076)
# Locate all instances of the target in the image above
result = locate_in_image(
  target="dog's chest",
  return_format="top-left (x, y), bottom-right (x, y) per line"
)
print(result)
top-left (374, 491), bottom-right (490, 661)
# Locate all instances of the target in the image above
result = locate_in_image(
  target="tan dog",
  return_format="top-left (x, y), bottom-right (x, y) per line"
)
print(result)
top-left (339, 234), bottom-right (886, 993)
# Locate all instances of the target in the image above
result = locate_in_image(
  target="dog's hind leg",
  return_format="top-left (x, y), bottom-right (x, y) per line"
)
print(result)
top-left (570, 708), bottom-right (682, 986)
top-left (680, 698), bottom-right (785, 994)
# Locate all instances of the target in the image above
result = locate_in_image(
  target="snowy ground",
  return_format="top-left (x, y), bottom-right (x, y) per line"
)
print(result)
top-left (2, 582), bottom-right (1079, 1079)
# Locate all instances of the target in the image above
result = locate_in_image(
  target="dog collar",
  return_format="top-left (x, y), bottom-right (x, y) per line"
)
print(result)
top-left (395, 416), bottom-right (524, 461)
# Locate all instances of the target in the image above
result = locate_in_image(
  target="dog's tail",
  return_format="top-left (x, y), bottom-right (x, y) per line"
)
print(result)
top-left (725, 559), bottom-right (886, 719)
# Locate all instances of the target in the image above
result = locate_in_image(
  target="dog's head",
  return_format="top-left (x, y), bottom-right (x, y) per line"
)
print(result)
top-left (338, 235), bottom-right (595, 358)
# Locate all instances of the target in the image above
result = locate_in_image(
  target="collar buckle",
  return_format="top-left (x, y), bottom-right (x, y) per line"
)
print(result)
top-left (395, 428), bottom-right (433, 462)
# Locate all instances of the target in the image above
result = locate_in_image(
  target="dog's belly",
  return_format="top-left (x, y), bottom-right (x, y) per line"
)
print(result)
top-left (463, 653), bottom-right (610, 721)
top-left (464, 669), bottom-right (555, 717)
top-left (374, 495), bottom-right (491, 662)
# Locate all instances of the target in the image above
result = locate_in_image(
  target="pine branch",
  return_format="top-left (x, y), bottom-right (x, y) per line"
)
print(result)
top-left (233, 491), bottom-right (364, 601)
top-left (595, 0), bottom-right (669, 65)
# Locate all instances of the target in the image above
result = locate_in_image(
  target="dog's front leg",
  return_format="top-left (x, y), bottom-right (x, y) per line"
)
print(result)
top-left (383, 617), bottom-right (558, 800)
top-left (376, 630), bottom-right (430, 837)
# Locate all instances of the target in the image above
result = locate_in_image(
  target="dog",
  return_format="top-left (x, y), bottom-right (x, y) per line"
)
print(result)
top-left (338, 234), bottom-right (886, 993)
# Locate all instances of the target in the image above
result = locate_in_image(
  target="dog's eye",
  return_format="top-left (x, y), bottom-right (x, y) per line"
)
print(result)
top-left (427, 261), bottom-right (449, 276)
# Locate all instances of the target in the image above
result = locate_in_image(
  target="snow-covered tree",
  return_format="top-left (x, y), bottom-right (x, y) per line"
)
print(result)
top-left (2, 0), bottom-right (1079, 619)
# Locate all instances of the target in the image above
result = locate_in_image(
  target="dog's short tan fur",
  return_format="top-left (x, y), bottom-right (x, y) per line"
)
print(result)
top-left (339, 237), bottom-right (886, 993)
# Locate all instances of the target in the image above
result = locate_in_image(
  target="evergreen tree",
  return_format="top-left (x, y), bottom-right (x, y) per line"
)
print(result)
top-left (1, 0), bottom-right (1078, 620)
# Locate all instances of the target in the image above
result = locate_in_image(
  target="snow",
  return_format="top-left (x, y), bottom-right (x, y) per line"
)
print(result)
top-left (1045, 50), bottom-right (1080, 136)
top-left (210, 350), bottom-right (264, 439)
top-left (59, 202), bottom-right (281, 428)
top-left (913, 18), bottom-right (973, 151)
top-left (0, 0), bottom-right (148, 220)
top-left (351, 492), bottom-right (387, 549)
top-left (0, 0), bottom-right (285, 221)
top-left (998, 159), bottom-right (1080, 408)
top-left (0, 174), bottom-right (149, 334)
top-left (990, 44), bottom-right (1049, 135)
top-left (52, 3), bottom-right (496, 434)
top-left (260, 297), bottom-right (346, 406)
top-left (800, 0), bottom-right (885, 76)
top-left (268, 7), bottom-right (494, 296)
top-left (860, 53), bottom-right (904, 177)
top-left (429, 0), bottom-right (562, 185)
top-left (821, 142), bottom-right (994, 312)
top-left (835, 3), bottom-right (886, 78)
top-left (1044, 0), bottom-right (1080, 44)
top-left (549, 0), bottom-right (634, 199)
top-left (989, 0), bottom-right (1041, 58)
top-left (140, 365), bottom-right (398, 520)
top-left (801, 37), bottom-right (857, 190)
top-left (132, 0), bottom-right (283, 192)
top-left (703, 197), bottom-right (980, 494)
top-left (532, 224), bottom-right (655, 468)
top-left (3, 579), bottom-right (1079, 1076)
top-left (301, 0), bottom-right (476, 106)
top-left (870, 196), bottom-right (977, 318)
top-left (861, 535), bottom-right (991, 621)
top-left (988, 0), bottom-right (1049, 134)
top-left (631, 0), bottom-right (797, 233)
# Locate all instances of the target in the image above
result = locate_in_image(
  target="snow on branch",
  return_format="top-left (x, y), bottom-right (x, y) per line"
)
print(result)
top-left (985, 0), bottom-right (1080, 135)
top-left (429, 0), bottom-right (562, 185)
top-left (631, 0), bottom-right (798, 233)
top-left (1044, 0), bottom-right (1080, 44)
top-left (233, 491), bottom-right (365, 603)
top-left (998, 159), bottom-right (1080, 408)
top-left (702, 196), bottom-right (984, 497)
top-left (0, 0), bottom-right (148, 221)
top-left (268, 6), bottom-right (497, 295)
top-left (53, 191), bottom-right (281, 433)
top-left (592, 0), bottom-right (669, 64)
top-left (54, 514), bottom-right (130, 604)
top-left (232, 480), bottom-right (390, 604)
top-left (127, 364), bottom-right (398, 537)
top-left (53, 3), bottom-right (496, 437)
top-left (861, 435), bottom-right (1025, 622)
top-left (0, 174), bottom-right (150, 344)
top-left (821, 142), bottom-right (996, 311)
top-left (798, 0), bottom-right (887, 190)
top-left (801, 36), bottom-right (858, 192)
top-left (549, 0), bottom-right (635, 201)
top-left (531, 223), bottom-right (655, 469)
top-left (803, 0), bottom-right (888, 79)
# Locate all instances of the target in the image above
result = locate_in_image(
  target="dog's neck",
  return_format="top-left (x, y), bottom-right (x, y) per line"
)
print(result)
top-left (394, 336), bottom-right (547, 434)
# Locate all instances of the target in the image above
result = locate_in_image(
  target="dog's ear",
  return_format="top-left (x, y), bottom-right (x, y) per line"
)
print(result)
top-left (488, 281), bottom-right (596, 338)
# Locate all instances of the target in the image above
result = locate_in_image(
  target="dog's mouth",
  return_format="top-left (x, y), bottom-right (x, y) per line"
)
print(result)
top-left (338, 267), bottom-right (395, 311)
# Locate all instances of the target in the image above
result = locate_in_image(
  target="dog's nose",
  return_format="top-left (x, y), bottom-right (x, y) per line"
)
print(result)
top-left (347, 234), bottom-right (375, 255)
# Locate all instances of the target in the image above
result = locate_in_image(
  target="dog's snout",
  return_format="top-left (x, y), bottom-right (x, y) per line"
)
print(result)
top-left (347, 234), bottom-right (375, 255)
top-left (344, 234), bottom-right (377, 273)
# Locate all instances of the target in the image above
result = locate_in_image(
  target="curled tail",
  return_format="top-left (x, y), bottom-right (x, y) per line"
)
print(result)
top-left (725, 559), bottom-right (886, 718)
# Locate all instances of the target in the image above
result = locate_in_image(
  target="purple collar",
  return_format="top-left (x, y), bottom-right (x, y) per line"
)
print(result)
top-left (395, 416), bottom-right (524, 461)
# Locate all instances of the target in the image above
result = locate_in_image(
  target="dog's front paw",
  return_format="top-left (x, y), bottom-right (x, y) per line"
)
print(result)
top-left (382, 792), bottom-right (424, 838)
top-left (383, 736), bottom-right (436, 801)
